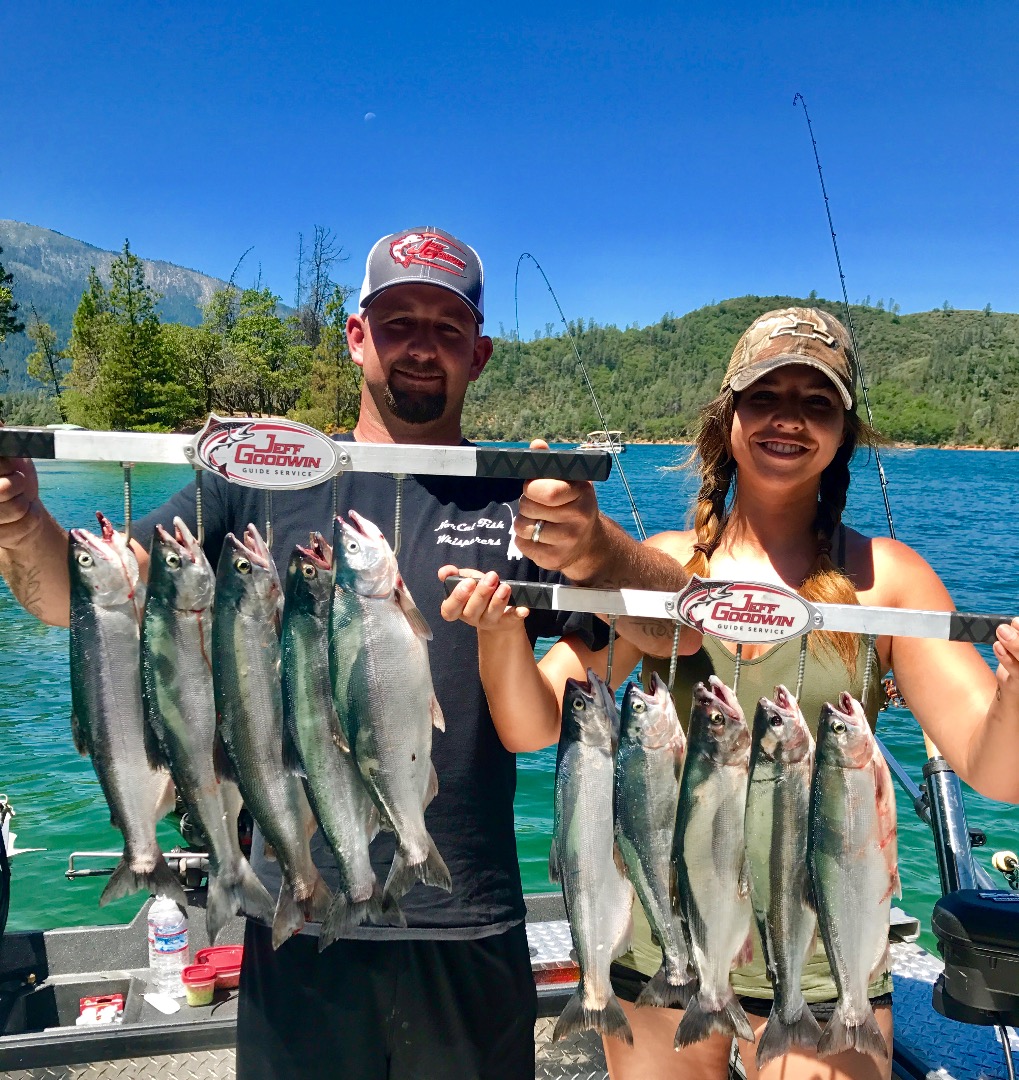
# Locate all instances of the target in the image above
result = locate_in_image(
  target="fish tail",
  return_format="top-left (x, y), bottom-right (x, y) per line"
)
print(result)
top-left (205, 861), bottom-right (275, 944)
top-left (271, 884), bottom-right (306, 949)
top-left (304, 875), bottom-right (333, 924)
top-left (318, 883), bottom-right (407, 951)
top-left (817, 1002), bottom-right (888, 1061)
top-left (675, 990), bottom-right (755, 1047)
top-left (552, 988), bottom-right (633, 1045)
top-left (270, 875), bottom-right (330, 950)
top-left (635, 964), bottom-right (696, 1010)
top-left (383, 838), bottom-right (452, 902)
top-left (100, 852), bottom-right (186, 907)
top-left (755, 1003), bottom-right (823, 1069)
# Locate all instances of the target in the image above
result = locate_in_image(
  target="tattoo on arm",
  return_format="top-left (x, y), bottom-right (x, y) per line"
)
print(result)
top-left (3, 559), bottom-right (44, 618)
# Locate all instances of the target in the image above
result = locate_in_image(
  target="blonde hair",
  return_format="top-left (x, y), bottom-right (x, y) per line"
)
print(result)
top-left (684, 387), bottom-right (881, 670)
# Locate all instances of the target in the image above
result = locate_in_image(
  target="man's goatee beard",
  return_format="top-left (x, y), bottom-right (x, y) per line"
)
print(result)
top-left (383, 385), bottom-right (447, 425)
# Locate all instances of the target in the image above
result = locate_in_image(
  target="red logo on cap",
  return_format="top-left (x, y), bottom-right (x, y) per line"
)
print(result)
top-left (389, 232), bottom-right (467, 278)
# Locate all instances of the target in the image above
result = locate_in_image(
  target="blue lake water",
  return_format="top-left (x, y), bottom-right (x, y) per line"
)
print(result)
top-left (1, 445), bottom-right (1018, 952)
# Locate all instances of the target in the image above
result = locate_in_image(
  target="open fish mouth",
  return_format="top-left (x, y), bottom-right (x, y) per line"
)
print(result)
top-left (70, 526), bottom-right (121, 566)
top-left (586, 668), bottom-right (617, 716)
top-left (173, 517), bottom-right (205, 562)
top-left (707, 674), bottom-right (741, 719)
top-left (224, 525), bottom-right (272, 571)
top-left (823, 691), bottom-right (857, 726)
top-left (154, 522), bottom-right (195, 563)
top-left (774, 684), bottom-right (795, 712)
top-left (296, 532), bottom-right (332, 571)
top-left (347, 509), bottom-right (386, 542)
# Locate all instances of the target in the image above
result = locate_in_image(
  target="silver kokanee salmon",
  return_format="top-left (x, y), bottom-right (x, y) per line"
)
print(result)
top-left (212, 525), bottom-right (330, 949)
top-left (809, 692), bottom-right (898, 1063)
top-left (68, 513), bottom-right (183, 907)
top-left (614, 673), bottom-right (694, 1009)
top-left (551, 671), bottom-right (634, 1046)
top-left (745, 684), bottom-right (821, 1069)
top-left (329, 510), bottom-right (450, 904)
top-left (281, 533), bottom-right (403, 949)
top-left (141, 517), bottom-right (274, 943)
top-left (673, 676), bottom-right (754, 1049)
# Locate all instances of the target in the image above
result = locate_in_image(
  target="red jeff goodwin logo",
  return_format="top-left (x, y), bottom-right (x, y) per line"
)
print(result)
top-left (676, 579), bottom-right (812, 643)
top-left (190, 416), bottom-right (338, 491)
top-left (389, 232), bottom-right (467, 277)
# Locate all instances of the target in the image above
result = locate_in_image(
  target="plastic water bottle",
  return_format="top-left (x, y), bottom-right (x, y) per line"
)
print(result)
top-left (147, 894), bottom-right (188, 996)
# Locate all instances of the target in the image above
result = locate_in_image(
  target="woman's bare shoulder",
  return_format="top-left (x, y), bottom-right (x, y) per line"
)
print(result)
top-left (844, 527), bottom-right (949, 607)
top-left (644, 528), bottom-right (697, 563)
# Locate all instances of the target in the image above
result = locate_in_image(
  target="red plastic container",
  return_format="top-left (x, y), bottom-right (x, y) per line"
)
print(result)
top-left (195, 945), bottom-right (244, 990)
top-left (181, 965), bottom-right (216, 1007)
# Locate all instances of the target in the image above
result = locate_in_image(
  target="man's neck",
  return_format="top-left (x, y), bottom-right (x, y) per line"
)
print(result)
top-left (352, 411), bottom-right (464, 446)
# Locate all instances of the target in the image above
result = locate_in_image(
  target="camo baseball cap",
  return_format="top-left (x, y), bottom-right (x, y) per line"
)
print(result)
top-left (722, 307), bottom-right (856, 408)
top-left (359, 227), bottom-right (485, 324)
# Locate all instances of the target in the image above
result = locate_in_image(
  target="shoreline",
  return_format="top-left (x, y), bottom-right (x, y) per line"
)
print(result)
top-left (574, 438), bottom-right (1017, 451)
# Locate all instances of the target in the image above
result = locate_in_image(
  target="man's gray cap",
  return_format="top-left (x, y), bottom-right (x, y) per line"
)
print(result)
top-left (359, 227), bottom-right (485, 324)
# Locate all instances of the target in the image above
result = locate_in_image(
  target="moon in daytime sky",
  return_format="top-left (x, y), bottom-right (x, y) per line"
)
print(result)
top-left (364, 112), bottom-right (376, 122)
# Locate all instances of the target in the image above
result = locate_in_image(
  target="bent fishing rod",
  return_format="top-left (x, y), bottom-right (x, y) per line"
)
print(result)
top-left (514, 252), bottom-right (647, 541)
top-left (793, 94), bottom-right (1016, 909)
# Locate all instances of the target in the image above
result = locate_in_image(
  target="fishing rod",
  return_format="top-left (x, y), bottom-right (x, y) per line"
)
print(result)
top-left (792, 101), bottom-right (1019, 1046)
top-left (514, 252), bottom-right (647, 541)
top-left (793, 92), bottom-right (896, 541)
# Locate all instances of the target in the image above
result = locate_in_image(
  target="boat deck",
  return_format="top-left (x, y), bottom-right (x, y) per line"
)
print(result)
top-left (0, 900), bottom-right (1016, 1079)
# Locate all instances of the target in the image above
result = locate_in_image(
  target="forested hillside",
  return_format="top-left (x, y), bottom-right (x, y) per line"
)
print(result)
top-left (464, 296), bottom-right (1019, 446)
top-left (2, 226), bottom-right (1017, 447)
top-left (0, 221), bottom-right (226, 388)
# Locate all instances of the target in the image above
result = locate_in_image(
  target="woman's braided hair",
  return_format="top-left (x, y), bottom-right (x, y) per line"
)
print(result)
top-left (683, 313), bottom-right (881, 670)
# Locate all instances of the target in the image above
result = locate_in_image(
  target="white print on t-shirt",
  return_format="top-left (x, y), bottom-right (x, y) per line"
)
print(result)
top-left (434, 504), bottom-right (523, 560)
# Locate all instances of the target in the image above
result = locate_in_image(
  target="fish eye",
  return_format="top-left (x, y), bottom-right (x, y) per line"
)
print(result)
top-left (769, 714), bottom-right (784, 728)
top-left (831, 719), bottom-right (847, 734)
top-left (345, 539), bottom-right (360, 554)
top-left (234, 557), bottom-right (252, 575)
top-left (301, 564), bottom-right (317, 579)
top-left (709, 711), bottom-right (724, 728)
top-left (632, 700), bottom-right (646, 713)
top-left (572, 699), bottom-right (586, 713)
top-left (165, 552), bottom-right (182, 569)
top-left (76, 551), bottom-right (94, 568)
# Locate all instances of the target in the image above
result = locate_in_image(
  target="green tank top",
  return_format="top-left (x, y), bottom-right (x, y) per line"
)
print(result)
top-left (617, 631), bottom-right (893, 1003)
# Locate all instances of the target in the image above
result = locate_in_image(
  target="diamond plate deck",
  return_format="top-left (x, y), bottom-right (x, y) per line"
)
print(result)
top-left (0, 1049), bottom-right (237, 1079)
top-left (890, 940), bottom-right (1018, 1080)
top-left (2, 923), bottom-right (1016, 1079)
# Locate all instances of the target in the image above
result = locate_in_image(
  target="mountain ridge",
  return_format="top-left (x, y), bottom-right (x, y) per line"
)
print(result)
top-left (0, 220), bottom-right (230, 388)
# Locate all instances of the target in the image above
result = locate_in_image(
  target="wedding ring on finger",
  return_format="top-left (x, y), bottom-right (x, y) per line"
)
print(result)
top-left (530, 519), bottom-right (545, 544)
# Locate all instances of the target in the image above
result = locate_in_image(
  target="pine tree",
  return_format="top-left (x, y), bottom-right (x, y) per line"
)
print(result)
top-left (0, 246), bottom-right (26, 416)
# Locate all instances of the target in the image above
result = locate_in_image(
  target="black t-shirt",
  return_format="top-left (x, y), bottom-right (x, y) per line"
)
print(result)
top-left (133, 441), bottom-right (601, 939)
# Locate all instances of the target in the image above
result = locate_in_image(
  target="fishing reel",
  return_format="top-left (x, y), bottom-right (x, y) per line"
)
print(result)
top-left (992, 850), bottom-right (1019, 892)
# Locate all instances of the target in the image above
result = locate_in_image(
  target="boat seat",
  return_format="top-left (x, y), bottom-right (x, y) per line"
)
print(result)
top-left (931, 888), bottom-right (1019, 1026)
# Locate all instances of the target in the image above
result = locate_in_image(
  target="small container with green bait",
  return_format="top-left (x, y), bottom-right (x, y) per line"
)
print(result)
top-left (181, 965), bottom-right (216, 1007)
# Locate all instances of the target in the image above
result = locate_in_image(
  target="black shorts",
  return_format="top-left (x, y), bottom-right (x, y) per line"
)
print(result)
top-left (610, 962), bottom-right (892, 1020)
top-left (236, 920), bottom-right (537, 1080)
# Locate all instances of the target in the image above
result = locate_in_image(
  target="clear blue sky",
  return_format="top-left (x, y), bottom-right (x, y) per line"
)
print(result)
top-left (4, 1), bottom-right (1018, 336)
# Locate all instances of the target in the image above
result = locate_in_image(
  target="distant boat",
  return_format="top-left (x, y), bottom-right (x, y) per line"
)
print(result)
top-left (578, 429), bottom-right (626, 453)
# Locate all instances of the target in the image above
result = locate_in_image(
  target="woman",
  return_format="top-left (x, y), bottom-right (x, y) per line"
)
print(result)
top-left (440, 306), bottom-right (1019, 1080)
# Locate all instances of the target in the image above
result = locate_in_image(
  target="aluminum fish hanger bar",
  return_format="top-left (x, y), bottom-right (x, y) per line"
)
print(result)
top-left (442, 575), bottom-right (1016, 646)
top-left (0, 415), bottom-right (612, 486)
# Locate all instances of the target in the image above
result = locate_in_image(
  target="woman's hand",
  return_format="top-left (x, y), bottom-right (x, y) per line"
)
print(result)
top-left (437, 566), bottom-right (529, 631)
top-left (992, 618), bottom-right (1019, 704)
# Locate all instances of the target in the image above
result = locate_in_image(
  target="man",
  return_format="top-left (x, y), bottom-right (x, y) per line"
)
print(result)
top-left (0, 226), bottom-right (603, 1078)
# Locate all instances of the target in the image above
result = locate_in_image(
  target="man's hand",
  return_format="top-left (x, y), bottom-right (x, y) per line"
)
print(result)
top-left (514, 439), bottom-right (602, 574)
top-left (0, 455), bottom-right (43, 550)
